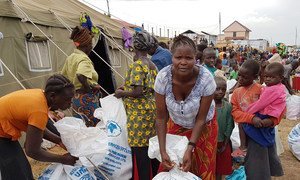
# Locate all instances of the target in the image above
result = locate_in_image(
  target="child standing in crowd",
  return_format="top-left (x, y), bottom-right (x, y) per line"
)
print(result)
top-left (214, 59), bottom-right (227, 81)
top-left (231, 60), bottom-right (284, 180)
top-left (229, 64), bottom-right (239, 80)
top-left (222, 53), bottom-right (229, 67)
top-left (214, 77), bottom-right (234, 180)
top-left (203, 47), bottom-right (217, 75)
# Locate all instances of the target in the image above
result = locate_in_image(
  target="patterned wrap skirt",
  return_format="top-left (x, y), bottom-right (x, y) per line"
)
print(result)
top-left (72, 90), bottom-right (100, 126)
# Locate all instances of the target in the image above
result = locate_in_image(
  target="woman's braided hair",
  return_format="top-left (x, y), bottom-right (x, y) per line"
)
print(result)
top-left (45, 74), bottom-right (74, 94)
top-left (171, 34), bottom-right (196, 54)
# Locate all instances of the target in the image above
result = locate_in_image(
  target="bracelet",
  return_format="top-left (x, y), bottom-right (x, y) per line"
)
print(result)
top-left (188, 141), bottom-right (196, 148)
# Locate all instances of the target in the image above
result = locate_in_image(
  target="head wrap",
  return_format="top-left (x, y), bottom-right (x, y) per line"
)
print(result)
top-left (71, 27), bottom-right (92, 47)
top-left (133, 30), bottom-right (154, 51)
top-left (150, 35), bottom-right (158, 48)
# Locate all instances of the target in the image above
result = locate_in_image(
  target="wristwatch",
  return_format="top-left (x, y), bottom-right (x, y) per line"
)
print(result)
top-left (188, 141), bottom-right (196, 152)
top-left (188, 141), bottom-right (196, 147)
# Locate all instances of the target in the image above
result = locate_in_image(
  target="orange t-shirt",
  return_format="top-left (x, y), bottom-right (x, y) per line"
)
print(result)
top-left (0, 89), bottom-right (49, 141)
top-left (231, 83), bottom-right (261, 124)
top-left (231, 83), bottom-right (283, 126)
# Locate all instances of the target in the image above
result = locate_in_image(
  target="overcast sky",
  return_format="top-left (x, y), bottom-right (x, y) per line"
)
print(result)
top-left (82, 0), bottom-right (300, 46)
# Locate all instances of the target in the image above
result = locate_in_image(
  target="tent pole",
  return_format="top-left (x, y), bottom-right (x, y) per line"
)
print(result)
top-left (0, 58), bottom-right (26, 89)
top-left (12, 2), bottom-right (116, 91)
top-left (12, 1), bottom-right (69, 57)
top-left (50, 13), bottom-right (126, 80)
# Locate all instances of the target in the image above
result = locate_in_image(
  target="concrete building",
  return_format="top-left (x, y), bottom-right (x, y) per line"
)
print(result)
top-left (232, 39), bottom-right (269, 51)
top-left (181, 30), bottom-right (205, 44)
top-left (223, 21), bottom-right (251, 40)
top-left (201, 31), bottom-right (217, 46)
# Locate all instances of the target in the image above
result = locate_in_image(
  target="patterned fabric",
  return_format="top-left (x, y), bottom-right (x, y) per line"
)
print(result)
top-left (123, 59), bottom-right (157, 147)
top-left (159, 116), bottom-right (218, 180)
top-left (72, 90), bottom-right (100, 126)
top-left (154, 65), bottom-right (216, 129)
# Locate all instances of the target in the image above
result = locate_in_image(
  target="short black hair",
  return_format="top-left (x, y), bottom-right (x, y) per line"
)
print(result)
top-left (158, 42), bottom-right (168, 49)
top-left (196, 44), bottom-right (207, 52)
top-left (171, 35), bottom-right (196, 54)
top-left (215, 58), bottom-right (222, 66)
top-left (203, 47), bottom-right (215, 56)
top-left (241, 60), bottom-right (260, 76)
top-left (45, 74), bottom-right (74, 94)
top-left (230, 52), bottom-right (236, 59)
top-left (214, 76), bottom-right (227, 87)
top-left (265, 62), bottom-right (284, 76)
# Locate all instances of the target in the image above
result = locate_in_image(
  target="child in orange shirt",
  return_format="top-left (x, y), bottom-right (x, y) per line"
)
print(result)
top-left (231, 60), bottom-right (283, 179)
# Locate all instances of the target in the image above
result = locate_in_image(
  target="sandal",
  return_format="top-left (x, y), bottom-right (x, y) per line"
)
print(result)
top-left (231, 148), bottom-right (247, 158)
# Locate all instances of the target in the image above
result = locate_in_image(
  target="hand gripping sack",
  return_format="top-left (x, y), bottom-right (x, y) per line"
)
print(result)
top-left (148, 134), bottom-right (189, 165)
top-left (149, 134), bottom-right (201, 180)
top-left (93, 95), bottom-right (132, 180)
top-left (288, 123), bottom-right (300, 160)
top-left (54, 117), bottom-right (107, 158)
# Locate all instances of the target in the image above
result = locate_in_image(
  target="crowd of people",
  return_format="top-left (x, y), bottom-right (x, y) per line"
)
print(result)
top-left (0, 26), bottom-right (300, 180)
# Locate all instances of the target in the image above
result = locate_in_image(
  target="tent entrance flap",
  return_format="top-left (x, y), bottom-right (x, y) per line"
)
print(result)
top-left (89, 35), bottom-right (115, 95)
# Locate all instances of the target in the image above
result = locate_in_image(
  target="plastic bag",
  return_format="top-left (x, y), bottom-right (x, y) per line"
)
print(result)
top-left (286, 95), bottom-right (300, 120)
top-left (153, 167), bottom-right (201, 180)
top-left (230, 123), bottom-right (240, 151)
top-left (275, 126), bottom-right (284, 156)
top-left (225, 166), bottom-right (246, 180)
top-left (38, 163), bottom-right (67, 180)
top-left (148, 134), bottom-right (188, 165)
top-left (149, 134), bottom-right (200, 179)
top-left (54, 117), bottom-right (107, 158)
top-left (93, 95), bottom-right (132, 180)
top-left (288, 123), bottom-right (300, 160)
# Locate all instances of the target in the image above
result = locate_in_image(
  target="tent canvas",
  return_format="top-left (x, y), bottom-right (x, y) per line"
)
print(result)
top-left (0, 0), bottom-right (134, 97)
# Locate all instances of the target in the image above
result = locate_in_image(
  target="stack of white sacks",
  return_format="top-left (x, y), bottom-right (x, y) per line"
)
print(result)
top-left (39, 95), bottom-right (133, 180)
top-left (38, 117), bottom-right (108, 180)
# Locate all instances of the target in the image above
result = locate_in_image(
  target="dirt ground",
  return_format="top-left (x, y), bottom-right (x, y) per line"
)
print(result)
top-left (273, 119), bottom-right (300, 180)
top-left (29, 119), bottom-right (300, 179)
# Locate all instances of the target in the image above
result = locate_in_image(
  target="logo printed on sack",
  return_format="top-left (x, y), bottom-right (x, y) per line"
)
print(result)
top-left (107, 121), bottom-right (122, 137)
top-left (69, 166), bottom-right (95, 180)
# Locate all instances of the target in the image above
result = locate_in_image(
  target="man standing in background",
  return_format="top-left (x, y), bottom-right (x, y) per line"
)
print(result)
top-left (148, 36), bottom-right (172, 71)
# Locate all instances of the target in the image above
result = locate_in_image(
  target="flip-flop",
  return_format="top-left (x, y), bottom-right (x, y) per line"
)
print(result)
top-left (231, 148), bottom-right (247, 158)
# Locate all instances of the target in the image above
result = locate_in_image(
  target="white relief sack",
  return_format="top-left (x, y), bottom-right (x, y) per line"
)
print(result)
top-left (288, 123), bottom-right (300, 160)
top-left (148, 134), bottom-right (201, 180)
top-left (54, 117), bottom-right (108, 159)
top-left (93, 95), bottom-right (132, 180)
